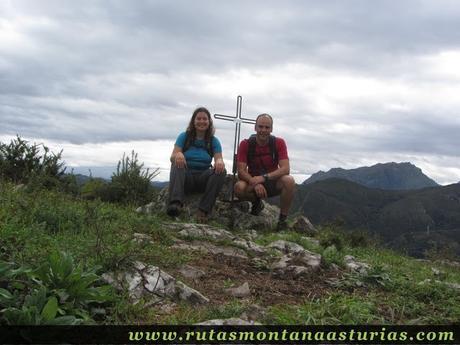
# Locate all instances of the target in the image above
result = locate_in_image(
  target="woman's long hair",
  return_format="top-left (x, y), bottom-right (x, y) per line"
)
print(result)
top-left (186, 107), bottom-right (215, 144)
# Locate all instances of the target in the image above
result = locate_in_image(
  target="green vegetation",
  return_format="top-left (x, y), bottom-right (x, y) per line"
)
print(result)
top-left (0, 135), bottom-right (67, 190)
top-left (1, 136), bottom-right (459, 325)
top-left (269, 293), bottom-right (384, 324)
top-left (80, 151), bottom-right (159, 205)
top-left (293, 178), bottom-right (460, 258)
top-left (161, 301), bottom-right (245, 324)
top-left (254, 228), bottom-right (460, 324)
top-left (1, 178), bottom-right (460, 324)
top-left (0, 251), bottom-right (113, 324)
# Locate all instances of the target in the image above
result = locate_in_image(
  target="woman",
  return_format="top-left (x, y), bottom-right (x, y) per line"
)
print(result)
top-left (167, 107), bottom-right (226, 222)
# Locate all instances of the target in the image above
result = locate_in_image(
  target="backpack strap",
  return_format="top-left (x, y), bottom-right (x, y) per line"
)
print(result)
top-left (183, 132), bottom-right (193, 153)
top-left (206, 138), bottom-right (214, 158)
top-left (269, 135), bottom-right (278, 164)
top-left (183, 132), bottom-right (214, 157)
top-left (247, 134), bottom-right (257, 164)
top-left (246, 134), bottom-right (278, 173)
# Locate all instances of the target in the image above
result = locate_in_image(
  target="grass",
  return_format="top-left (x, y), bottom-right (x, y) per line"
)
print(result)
top-left (159, 300), bottom-right (245, 324)
top-left (327, 247), bottom-right (460, 323)
top-left (268, 292), bottom-right (384, 324)
top-left (0, 183), bottom-right (188, 270)
top-left (1, 180), bottom-right (459, 324)
top-left (253, 226), bottom-right (460, 324)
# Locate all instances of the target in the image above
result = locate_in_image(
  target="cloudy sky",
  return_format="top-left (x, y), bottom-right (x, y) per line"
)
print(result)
top-left (1, 0), bottom-right (460, 184)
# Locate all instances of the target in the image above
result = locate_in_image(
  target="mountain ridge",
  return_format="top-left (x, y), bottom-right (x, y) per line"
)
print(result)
top-left (293, 178), bottom-right (460, 257)
top-left (303, 162), bottom-right (439, 190)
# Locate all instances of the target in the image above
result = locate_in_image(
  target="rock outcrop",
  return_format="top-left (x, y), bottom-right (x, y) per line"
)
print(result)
top-left (269, 240), bottom-right (322, 278)
top-left (105, 218), bottom-right (341, 309)
top-left (344, 255), bottom-right (370, 274)
top-left (137, 179), bottom-right (315, 232)
top-left (122, 183), bottom-right (378, 324)
top-left (102, 261), bottom-right (209, 305)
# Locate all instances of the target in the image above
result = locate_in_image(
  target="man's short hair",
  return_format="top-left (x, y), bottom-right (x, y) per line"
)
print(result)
top-left (256, 113), bottom-right (273, 125)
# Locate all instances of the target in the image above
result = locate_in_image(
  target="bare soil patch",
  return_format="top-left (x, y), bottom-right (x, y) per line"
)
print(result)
top-left (170, 253), bottom-right (342, 306)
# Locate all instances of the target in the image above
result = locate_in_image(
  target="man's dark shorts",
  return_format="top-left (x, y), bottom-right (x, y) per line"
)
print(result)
top-left (263, 179), bottom-right (281, 197)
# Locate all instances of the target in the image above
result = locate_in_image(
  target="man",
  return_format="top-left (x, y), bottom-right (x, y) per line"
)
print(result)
top-left (234, 113), bottom-right (295, 230)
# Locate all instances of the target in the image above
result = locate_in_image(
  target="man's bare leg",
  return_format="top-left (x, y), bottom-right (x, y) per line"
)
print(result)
top-left (234, 180), bottom-right (258, 202)
top-left (276, 175), bottom-right (296, 216)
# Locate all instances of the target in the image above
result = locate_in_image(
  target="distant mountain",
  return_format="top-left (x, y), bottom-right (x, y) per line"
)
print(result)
top-left (292, 178), bottom-right (460, 257)
top-left (68, 174), bottom-right (108, 186)
top-left (72, 174), bottom-right (92, 186)
top-left (67, 173), bottom-right (167, 189)
top-left (69, 166), bottom-right (115, 180)
top-left (303, 162), bottom-right (439, 190)
top-left (153, 181), bottom-right (169, 189)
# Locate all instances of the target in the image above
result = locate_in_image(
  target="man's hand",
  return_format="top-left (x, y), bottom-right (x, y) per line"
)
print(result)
top-left (249, 175), bottom-right (264, 187)
top-left (174, 152), bottom-right (187, 168)
top-left (254, 183), bottom-right (268, 199)
top-left (214, 158), bottom-right (225, 174)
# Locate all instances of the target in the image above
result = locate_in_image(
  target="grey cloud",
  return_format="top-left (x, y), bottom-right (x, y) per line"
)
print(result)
top-left (376, 116), bottom-right (460, 156)
top-left (8, 0), bottom-right (460, 76)
top-left (3, 0), bottom-right (460, 88)
top-left (1, 0), bottom-right (460, 183)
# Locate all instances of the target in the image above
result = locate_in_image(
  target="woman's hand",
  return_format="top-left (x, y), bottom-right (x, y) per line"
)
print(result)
top-left (174, 152), bottom-right (187, 168)
top-left (214, 158), bottom-right (225, 174)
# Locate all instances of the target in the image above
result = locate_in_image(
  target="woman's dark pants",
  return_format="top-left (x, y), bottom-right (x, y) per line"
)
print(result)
top-left (168, 164), bottom-right (226, 214)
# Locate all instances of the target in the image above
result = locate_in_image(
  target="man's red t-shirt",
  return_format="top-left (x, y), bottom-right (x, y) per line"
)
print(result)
top-left (237, 137), bottom-right (288, 176)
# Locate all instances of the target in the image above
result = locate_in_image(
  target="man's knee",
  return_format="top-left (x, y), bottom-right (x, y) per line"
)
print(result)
top-left (279, 175), bottom-right (295, 191)
top-left (234, 181), bottom-right (247, 196)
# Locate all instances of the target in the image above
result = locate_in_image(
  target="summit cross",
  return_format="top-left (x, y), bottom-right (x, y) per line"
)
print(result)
top-left (213, 96), bottom-right (257, 227)
top-left (213, 95), bottom-right (257, 176)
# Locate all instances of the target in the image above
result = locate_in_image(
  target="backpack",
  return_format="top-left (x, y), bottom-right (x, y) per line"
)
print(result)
top-left (183, 132), bottom-right (214, 158)
top-left (247, 134), bottom-right (278, 173)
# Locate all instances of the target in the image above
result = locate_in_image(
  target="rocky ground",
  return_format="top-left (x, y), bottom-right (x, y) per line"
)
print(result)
top-left (100, 184), bottom-right (460, 324)
top-left (103, 219), bottom-right (368, 324)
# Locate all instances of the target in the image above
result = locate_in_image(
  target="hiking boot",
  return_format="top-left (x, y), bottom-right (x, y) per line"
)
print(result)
top-left (276, 219), bottom-right (288, 232)
top-left (166, 201), bottom-right (182, 217)
top-left (195, 209), bottom-right (208, 224)
top-left (251, 198), bottom-right (264, 216)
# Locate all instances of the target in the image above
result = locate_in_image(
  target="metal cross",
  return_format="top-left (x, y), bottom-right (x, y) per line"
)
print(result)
top-left (214, 96), bottom-right (257, 228)
top-left (214, 95), bottom-right (256, 175)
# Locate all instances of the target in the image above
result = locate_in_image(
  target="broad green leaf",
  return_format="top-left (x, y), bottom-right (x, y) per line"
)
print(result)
top-left (0, 287), bottom-right (13, 299)
top-left (10, 266), bottom-right (32, 277)
top-left (24, 286), bottom-right (47, 309)
top-left (2, 308), bottom-right (23, 324)
top-left (41, 296), bottom-right (58, 321)
top-left (0, 261), bottom-right (13, 275)
top-left (10, 281), bottom-right (26, 290)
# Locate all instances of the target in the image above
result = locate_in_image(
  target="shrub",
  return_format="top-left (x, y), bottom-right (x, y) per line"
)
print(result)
top-left (0, 136), bottom-right (65, 186)
top-left (57, 173), bottom-right (80, 196)
top-left (321, 245), bottom-right (343, 267)
top-left (80, 178), bottom-right (109, 200)
top-left (346, 229), bottom-right (378, 248)
top-left (318, 226), bottom-right (345, 251)
top-left (424, 241), bottom-right (459, 261)
top-left (107, 151), bottom-right (159, 205)
top-left (317, 225), bottom-right (377, 251)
